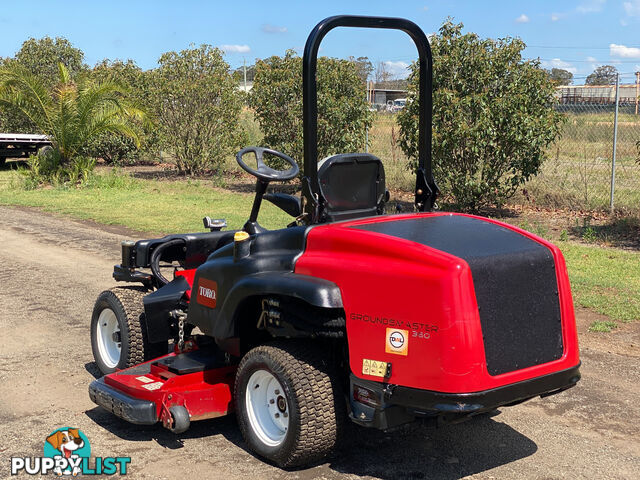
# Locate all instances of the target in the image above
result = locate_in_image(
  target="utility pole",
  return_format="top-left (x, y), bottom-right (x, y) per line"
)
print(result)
top-left (243, 58), bottom-right (247, 92)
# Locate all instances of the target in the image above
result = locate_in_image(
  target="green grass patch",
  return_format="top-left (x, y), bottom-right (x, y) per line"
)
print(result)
top-left (1, 168), bottom-right (639, 326)
top-left (588, 320), bottom-right (618, 333)
top-left (0, 169), bottom-right (290, 233)
top-left (560, 242), bottom-right (640, 324)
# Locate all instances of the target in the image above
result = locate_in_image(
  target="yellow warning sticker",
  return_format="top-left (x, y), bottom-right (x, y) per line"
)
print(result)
top-left (362, 358), bottom-right (388, 378)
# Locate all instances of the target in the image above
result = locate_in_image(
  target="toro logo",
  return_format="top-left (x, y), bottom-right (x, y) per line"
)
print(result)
top-left (197, 278), bottom-right (218, 308)
top-left (385, 327), bottom-right (408, 356)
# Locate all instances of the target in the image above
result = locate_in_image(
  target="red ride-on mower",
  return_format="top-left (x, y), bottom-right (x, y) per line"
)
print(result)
top-left (89, 15), bottom-right (580, 468)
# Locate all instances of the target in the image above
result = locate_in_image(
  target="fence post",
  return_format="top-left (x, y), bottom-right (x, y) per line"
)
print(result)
top-left (609, 73), bottom-right (620, 212)
top-left (636, 71), bottom-right (639, 115)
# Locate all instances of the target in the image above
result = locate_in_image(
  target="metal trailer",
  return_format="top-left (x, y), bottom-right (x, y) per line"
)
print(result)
top-left (0, 133), bottom-right (51, 165)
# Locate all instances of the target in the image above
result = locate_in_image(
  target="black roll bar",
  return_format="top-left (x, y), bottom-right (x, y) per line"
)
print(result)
top-left (302, 15), bottom-right (437, 219)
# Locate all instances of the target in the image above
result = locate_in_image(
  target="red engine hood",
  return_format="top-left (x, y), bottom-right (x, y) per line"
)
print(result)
top-left (294, 212), bottom-right (580, 394)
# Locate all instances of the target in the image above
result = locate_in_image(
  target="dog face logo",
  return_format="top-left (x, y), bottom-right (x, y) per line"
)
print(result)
top-left (44, 428), bottom-right (90, 476)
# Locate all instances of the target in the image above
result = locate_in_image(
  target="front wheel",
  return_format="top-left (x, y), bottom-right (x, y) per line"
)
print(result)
top-left (90, 286), bottom-right (167, 376)
top-left (235, 342), bottom-right (345, 468)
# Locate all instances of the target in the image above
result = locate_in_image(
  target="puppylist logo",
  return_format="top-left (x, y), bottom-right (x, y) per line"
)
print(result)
top-left (11, 427), bottom-right (131, 476)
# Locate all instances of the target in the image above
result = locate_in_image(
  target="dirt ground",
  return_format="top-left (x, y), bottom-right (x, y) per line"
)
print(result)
top-left (0, 205), bottom-right (638, 479)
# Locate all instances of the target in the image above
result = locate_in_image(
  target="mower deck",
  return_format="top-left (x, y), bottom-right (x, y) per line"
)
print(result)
top-left (89, 348), bottom-right (237, 429)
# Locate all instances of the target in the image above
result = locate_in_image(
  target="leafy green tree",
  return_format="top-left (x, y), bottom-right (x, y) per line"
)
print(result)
top-left (15, 37), bottom-right (86, 86)
top-left (149, 45), bottom-right (243, 175)
top-left (397, 21), bottom-right (563, 210)
top-left (585, 65), bottom-right (618, 85)
top-left (0, 36), bottom-right (86, 133)
top-left (83, 132), bottom-right (140, 166)
top-left (0, 62), bottom-right (144, 182)
top-left (85, 59), bottom-right (152, 164)
top-left (348, 56), bottom-right (374, 84)
top-left (250, 50), bottom-right (372, 164)
top-left (547, 68), bottom-right (573, 86)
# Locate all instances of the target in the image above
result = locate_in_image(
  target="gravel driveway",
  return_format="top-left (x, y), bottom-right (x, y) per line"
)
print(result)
top-left (0, 205), bottom-right (638, 479)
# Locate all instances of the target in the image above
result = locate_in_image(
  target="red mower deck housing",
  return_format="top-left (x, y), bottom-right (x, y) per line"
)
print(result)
top-left (90, 347), bottom-right (236, 430)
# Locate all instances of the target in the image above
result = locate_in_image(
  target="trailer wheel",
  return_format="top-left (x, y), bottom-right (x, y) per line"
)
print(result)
top-left (235, 342), bottom-right (345, 467)
top-left (90, 286), bottom-right (167, 376)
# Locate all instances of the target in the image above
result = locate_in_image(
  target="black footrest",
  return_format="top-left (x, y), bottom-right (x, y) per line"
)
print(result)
top-left (152, 348), bottom-right (226, 375)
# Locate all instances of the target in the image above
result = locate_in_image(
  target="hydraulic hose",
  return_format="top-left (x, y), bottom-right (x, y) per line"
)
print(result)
top-left (150, 239), bottom-right (185, 286)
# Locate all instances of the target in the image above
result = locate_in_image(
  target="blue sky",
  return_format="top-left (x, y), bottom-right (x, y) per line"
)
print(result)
top-left (1, 0), bottom-right (639, 84)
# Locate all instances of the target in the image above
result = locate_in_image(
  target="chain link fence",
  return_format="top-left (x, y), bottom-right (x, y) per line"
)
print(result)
top-left (366, 112), bottom-right (414, 205)
top-left (521, 99), bottom-right (640, 214)
top-left (367, 81), bottom-right (640, 214)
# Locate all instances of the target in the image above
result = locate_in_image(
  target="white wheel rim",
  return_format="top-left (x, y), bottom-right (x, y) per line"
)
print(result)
top-left (96, 308), bottom-right (121, 368)
top-left (245, 369), bottom-right (289, 447)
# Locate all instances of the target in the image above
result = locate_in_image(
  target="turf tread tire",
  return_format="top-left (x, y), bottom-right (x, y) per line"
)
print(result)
top-left (91, 286), bottom-right (166, 375)
top-left (235, 341), bottom-right (345, 468)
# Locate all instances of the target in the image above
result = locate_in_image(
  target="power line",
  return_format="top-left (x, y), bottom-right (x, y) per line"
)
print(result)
top-left (536, 58), bottom-right (640, 63)
top-left (526, 45), bottom-right (640, 50)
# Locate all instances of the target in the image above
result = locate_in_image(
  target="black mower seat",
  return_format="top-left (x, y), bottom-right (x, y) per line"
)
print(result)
top-left (317, 153), bottom-right (386, 222)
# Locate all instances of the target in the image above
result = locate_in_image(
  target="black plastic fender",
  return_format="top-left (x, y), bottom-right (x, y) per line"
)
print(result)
top-left (219, 272), bottom-right (343, 338)
top-left (143, 276), bottom-right (190, 343)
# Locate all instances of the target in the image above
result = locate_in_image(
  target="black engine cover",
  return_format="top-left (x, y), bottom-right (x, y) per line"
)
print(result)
top-left (354, 215), bottom-right (564, 376)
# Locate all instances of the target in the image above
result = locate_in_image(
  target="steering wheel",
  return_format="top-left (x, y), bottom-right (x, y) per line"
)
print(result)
top-left (236, 147), bottom-right (299, 182)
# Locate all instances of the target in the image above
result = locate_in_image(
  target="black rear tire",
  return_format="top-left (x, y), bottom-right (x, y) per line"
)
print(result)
top-left (90, 286), bottom-right (167, 376)
top-left (235, 341), bottom-right (346, 468)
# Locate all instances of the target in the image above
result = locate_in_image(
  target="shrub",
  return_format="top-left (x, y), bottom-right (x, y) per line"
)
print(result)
top-left (90, 59), bottom-right (159, 160)
top-left (0, 36), bottom-right (86, 133)
top-left (149, 45), bottom-right (243, 175)
top-left (0, 62), bottom-right (145, 185)
top-left (84, 133), bottom-right (140, 166)
top-left (397, 21), bottom-right (564, 211)
top-left (21, 150), bottom-right (95, 188)
top-left (250, 50), bottom-right (372, 165)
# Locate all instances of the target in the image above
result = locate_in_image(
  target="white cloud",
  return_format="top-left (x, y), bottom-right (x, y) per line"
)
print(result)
top-left (577, 0), bottom-right (606, 14)
top-left (220, 44), bottom-right (250, 53)
top-left (623, 1), bottom-right (640, 16)
top-left (541, 58), bottom-right (577, 74)
top-left (384, 61), bottom-right (410, 78)
top-left (515, 14), bottom-right (530, 23)
top-left (262, 24), bottom-right (287, 34)
top-left (610, 43), bottom-right (640, 58)
top-left (585, 56), bottom-right (597, 62)
top-left (551, 13), bottom-right (560, 21)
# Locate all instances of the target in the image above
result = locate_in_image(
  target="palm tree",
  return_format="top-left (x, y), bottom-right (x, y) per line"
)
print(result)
top-left (0, 62), bottom-right (145, 169)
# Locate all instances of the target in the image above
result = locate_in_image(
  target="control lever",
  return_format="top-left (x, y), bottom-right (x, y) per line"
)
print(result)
top-left (203, 216), bottom-right (227, 232)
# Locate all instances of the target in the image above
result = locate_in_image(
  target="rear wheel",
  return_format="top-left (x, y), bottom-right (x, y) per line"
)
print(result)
top-left (235, 342), bottom-right (345, 468)
top-left (90, 286), bottom-right (167, 376)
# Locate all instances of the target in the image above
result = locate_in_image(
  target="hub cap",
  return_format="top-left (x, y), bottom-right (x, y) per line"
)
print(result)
top-left (96, 308), bottom-right (121, 368)
top-left (245, 370), bottom-right (289, 447)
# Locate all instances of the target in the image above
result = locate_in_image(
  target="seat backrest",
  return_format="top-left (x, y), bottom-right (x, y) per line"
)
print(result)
top-left (317, 153), bottom-right (386, 222)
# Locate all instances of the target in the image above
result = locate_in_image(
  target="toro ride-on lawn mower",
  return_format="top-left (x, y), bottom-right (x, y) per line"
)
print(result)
top-left (89, 15), bottom-right (581, 468)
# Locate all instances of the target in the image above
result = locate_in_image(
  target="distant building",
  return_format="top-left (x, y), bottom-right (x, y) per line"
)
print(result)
top-left (555, 84), bottom-right (638, 105)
